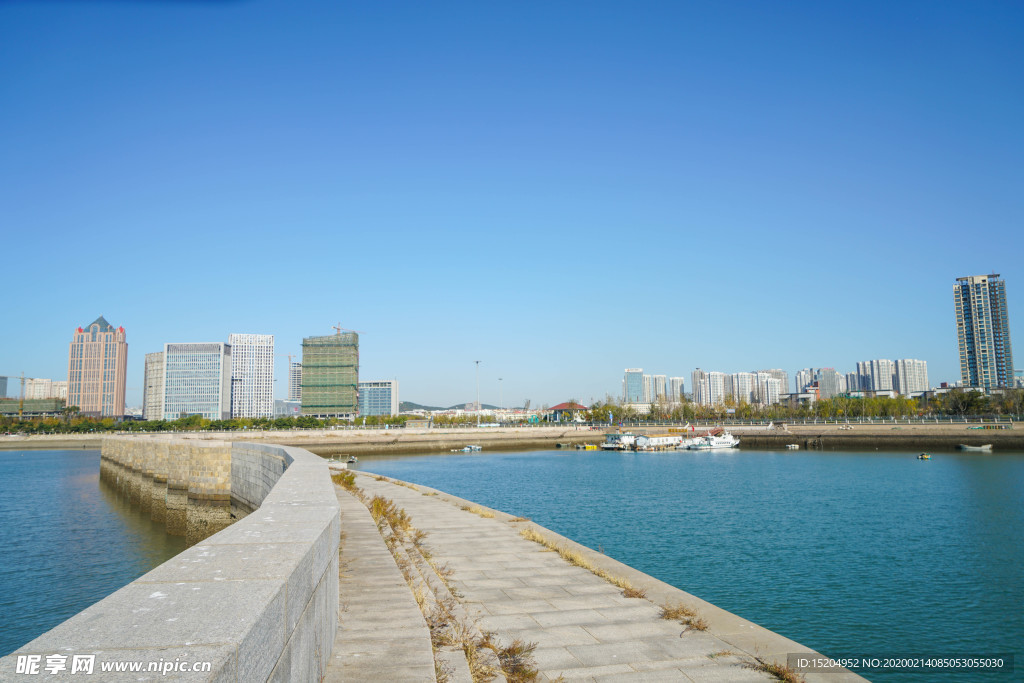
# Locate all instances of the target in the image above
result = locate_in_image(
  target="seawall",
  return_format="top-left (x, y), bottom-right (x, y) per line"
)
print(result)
top-left (2, 436), bottom-right (340, 681)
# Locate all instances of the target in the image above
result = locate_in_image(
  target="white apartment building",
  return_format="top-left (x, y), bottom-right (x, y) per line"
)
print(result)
top-left (692, 369), bottom-right (727, 406)
top-left (143, 351), bottom-right (165, 420)
top-left (728, 372), bottom-right (756, 404)
top-left (857, 359), bottom-right (895, 392)
top-left (288, 361), bottom-right (302, 402)
top-left (228, 333), bottom-right (275, 419)
top-left (24, 378), bottom-right (68, 400)
top-left (652, 374), bottom-right (667, 401)
top-left (895, 359), bottom-right (929, 395)
top-left (755, 372), bottom-right (782, 405)
top-left (668, 377), bottom-right (685, 401)
top-left (758, 369), bottom-right (790, 395)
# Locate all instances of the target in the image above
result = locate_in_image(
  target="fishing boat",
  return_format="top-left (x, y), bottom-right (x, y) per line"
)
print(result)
top-left (686, 429), bottom-right (740, 450)
top-left (917, 453), bottom-right (931, 460)
top-left (957, 444), bottom-right (993, 452)
top-left (600, 432), bottom-right (637, 450)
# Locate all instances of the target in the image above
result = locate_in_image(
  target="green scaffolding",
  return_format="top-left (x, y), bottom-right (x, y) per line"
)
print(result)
top-left (300, 333), bottom-right (359, 416)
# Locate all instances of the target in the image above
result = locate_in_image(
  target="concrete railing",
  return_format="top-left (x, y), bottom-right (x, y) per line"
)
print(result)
top-left (2, 437), bottom-right (340, 682)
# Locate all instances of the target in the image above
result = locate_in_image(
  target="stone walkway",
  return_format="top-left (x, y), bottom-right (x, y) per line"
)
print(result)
top-left (324, 482), bottom-right (436, 682)
top-left (352, 474), bottom-right (777, 683)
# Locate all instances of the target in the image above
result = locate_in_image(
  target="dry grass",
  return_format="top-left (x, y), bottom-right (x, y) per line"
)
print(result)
top-left (660, 602), bottom-right (709, 630)
top-left (517, 528), bottom-right (644, 598)
top-left (494, 638), bottom-right (539, 682)
top-left (749, 657), bottom-right (805, 683)
top-left (509, 516), bottom-right (530, 522)
top-left (330, 470), bottom-right (357, 491)
top-left (460, 505), bottom-right (495, 518)
top-left (621, 585), bottom-right (647, 599)
top-left (660, 603), bottom-right (697, 620)
top-left (423, 491), bottom-right (438, 496)
top-left (708, 649), bottom-right (737, 659)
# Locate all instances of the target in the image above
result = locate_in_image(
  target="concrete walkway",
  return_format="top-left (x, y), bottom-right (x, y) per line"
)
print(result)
top-left (324, 483), bottom-right (436, 682)
top-left (353, 474), bottom-right (783, 683)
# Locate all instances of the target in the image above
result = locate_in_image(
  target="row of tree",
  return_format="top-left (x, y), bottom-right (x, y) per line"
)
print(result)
top-left (584, 388), bottom-right (1024, 422)
top-left (3, 389), bottom-right (1022, 435)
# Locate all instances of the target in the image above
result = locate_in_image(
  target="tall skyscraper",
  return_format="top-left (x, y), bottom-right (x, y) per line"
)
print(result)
top-left (692, 369), bottom-right (726, 406)
top-left (67, 316), bottom-right (128, 417)
top-left (728, 372), bottom-right (756, 404)
top-left (228, 333), bottom-right (275, 418)
top-left (758, 369), bottom-right (790, 395)
top-left (623, 369), bottom-right (644, 403)
top-left (955, 274), bottom-right (1014, 389)
top-left (815, 368), bottom-right (843, 399)
top-left (163, 343), bottom-right (232, 420)
top-left (856, 359), bottom-right (895, 392)
top-left (0, 376), bottom-right (7, 398)
top-left (651, 375), bottom-right (667, 401)
top-left (288, 362), bottom-right (303, 401)
top-left (895, 359), bottom-right (929, 395)
top-left (143, 351), bottom-right (165, 420)
top-left (301, 332), bottom-right (359, 417)
top-left (668, 377), bottom-right (686, 401)
top-left (358, 380), bottom-right (399, 416)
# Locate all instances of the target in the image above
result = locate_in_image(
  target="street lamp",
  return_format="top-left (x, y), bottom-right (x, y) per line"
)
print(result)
top-left (475, 360), bottom-right (481, 426)
top-left (499, 377), bottom-right (503, 412)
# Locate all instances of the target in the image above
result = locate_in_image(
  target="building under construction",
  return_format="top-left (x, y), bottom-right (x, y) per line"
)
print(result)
top-left (300, 332), bottom-right (359, 418)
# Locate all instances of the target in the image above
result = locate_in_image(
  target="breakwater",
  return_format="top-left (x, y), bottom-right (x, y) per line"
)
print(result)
top-left (2, 436), bottom-right (340, 681)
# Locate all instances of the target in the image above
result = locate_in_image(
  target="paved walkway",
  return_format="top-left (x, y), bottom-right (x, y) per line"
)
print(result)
top-left (324, 483), bottom-right (436, 682)
top-left (353, 474), bottom-right (779, 683)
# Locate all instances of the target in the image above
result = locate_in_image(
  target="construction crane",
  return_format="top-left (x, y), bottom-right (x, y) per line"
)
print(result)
top-left (332, 323), bottom-right (365, 336)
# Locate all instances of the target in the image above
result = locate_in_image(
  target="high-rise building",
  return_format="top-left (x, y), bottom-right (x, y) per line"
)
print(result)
top-left (895, 359), bottom-right (929, 395)
top-left (0, 376), bottom-right (7, 398)
top-left (651, 375), bottom-right (667, 401)
top-left (955, 274), bottom-right (1014, 390)
top-left (359, 380), bottom-right (399, 416)
top-left (162, 343), bottom-right (232, 420)
top-left (758, 369), bottom-right (790, 395)
top-left (143, 351), bottom-right (165, 420)
top-left (67, 316), bottom-right (128, 417)
top-left (728, 372), bottom-right (756, 404)
top-left (755, 372), bottom-right (782, 405)
top-left (816, 368), bottom-right (843, 399)
top-left (623, 369), bottom-right (644, 403)
top-left (642, 374), bottom-right (653, 403)
top-left (692, 369), bottom-right (727, 406)
top-left (228, 333), bottom-right (274, 418)
top-left (301, 332), bottom-right (359, 417)
top-left (668, 377), bottom-right (686, 401)
top-left (856, 359), bottom-right (895, 392)
top-left (25, 378), bottom-right (68, 400)
top-left (845, 371), bottom-right (860, 393)
top-left (288, 362), bottom-right (302, 401)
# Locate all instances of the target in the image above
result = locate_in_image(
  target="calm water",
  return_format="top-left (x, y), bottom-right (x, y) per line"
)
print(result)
top-left (0, 450), bottom-right (187, 656)
top-left (355, 448), bottom-right (1023, 682)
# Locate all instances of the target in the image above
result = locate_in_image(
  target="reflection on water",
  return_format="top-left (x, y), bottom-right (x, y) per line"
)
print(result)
top-left (0, 450), bottom-right (186, 656)
top-left (356, 448), bottom-right (1024, 683)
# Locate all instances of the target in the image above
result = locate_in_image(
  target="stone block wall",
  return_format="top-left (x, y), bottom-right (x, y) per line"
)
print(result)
top-left (3, 437), bottom-right (341, 682)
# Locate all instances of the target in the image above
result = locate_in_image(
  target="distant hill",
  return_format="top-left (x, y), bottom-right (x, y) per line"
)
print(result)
top-left (400, 401), bottom-right (503, 412)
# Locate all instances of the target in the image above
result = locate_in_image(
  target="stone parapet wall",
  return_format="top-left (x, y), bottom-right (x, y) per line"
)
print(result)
top-left (3, 437), bottom-right (340, 682)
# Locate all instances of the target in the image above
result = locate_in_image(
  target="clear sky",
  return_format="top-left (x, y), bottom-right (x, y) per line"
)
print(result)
top-left (2, 1), bottom-right (1022, 409)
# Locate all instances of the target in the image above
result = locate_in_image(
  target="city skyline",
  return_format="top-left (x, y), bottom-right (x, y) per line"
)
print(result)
top-left (2, 2), bottom-right (1023, 408)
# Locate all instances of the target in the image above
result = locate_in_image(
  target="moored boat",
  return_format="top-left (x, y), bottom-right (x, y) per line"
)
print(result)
top-left (958, 444), bottom-right (993, 452)
top-left (601, 432), bottom-right (636, 450)
top-left (687, 430), bottom-right (740, 450)
top-left (917, 453), bottom-right (931, 460)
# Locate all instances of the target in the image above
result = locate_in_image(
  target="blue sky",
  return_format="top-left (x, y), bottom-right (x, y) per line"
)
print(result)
top-left (2, 1), bottom-right (1022, 408)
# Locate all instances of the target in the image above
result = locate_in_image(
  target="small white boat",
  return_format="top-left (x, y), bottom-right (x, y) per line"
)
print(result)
top-left (601, 432), bottom-right (637, 450)
top-left (687, 431), bottom-right (740, 450)
top-left (957, 444), bottom-right (993, 452)
top-left (786, 444), bottom-right (799, 450)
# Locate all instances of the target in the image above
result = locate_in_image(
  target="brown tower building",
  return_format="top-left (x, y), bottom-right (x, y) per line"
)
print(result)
top-left (67, 316), bottom-right (128, 417)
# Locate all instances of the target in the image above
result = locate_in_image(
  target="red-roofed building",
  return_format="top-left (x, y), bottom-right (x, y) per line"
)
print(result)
top-left (547, 402), bottom-right (588, 422)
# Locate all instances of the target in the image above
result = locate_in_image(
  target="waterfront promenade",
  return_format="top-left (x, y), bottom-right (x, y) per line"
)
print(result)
top-left (2, 420), bottom-right (1020, 455)
top-left (331, 470), bottom-right (864, 682)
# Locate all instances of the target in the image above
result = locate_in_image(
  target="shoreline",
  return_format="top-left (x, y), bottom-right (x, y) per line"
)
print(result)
top-left (1, 422), bottom-right (1020, 454)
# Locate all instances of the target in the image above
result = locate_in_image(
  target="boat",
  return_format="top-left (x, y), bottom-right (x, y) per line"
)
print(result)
top-left (786, 444), bottom-right (799, 450)
top-left (347, 455), bottom-right (359, 463)
top-left (600, 432), bottom-right (637, 450)
top-left (957, 444), bottom-right (993, 452)
top-left (634, 434), bottom-right (683, 451)
top-left (451, 445), bottom-right (483, 453)
top-left (917, 453), bottom-right (931, 460)
top-left (686, 430), bottom-right (740, 450)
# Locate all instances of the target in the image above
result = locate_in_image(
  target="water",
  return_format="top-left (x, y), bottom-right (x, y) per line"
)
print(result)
top-left (355, 448), bottom-right (1023, 682)
top-left (0, 450), bottom-right (187, 656)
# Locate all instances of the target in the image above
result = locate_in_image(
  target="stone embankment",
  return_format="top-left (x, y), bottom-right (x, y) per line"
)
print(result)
top-left (1, 437), bottom-right (340, 681)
